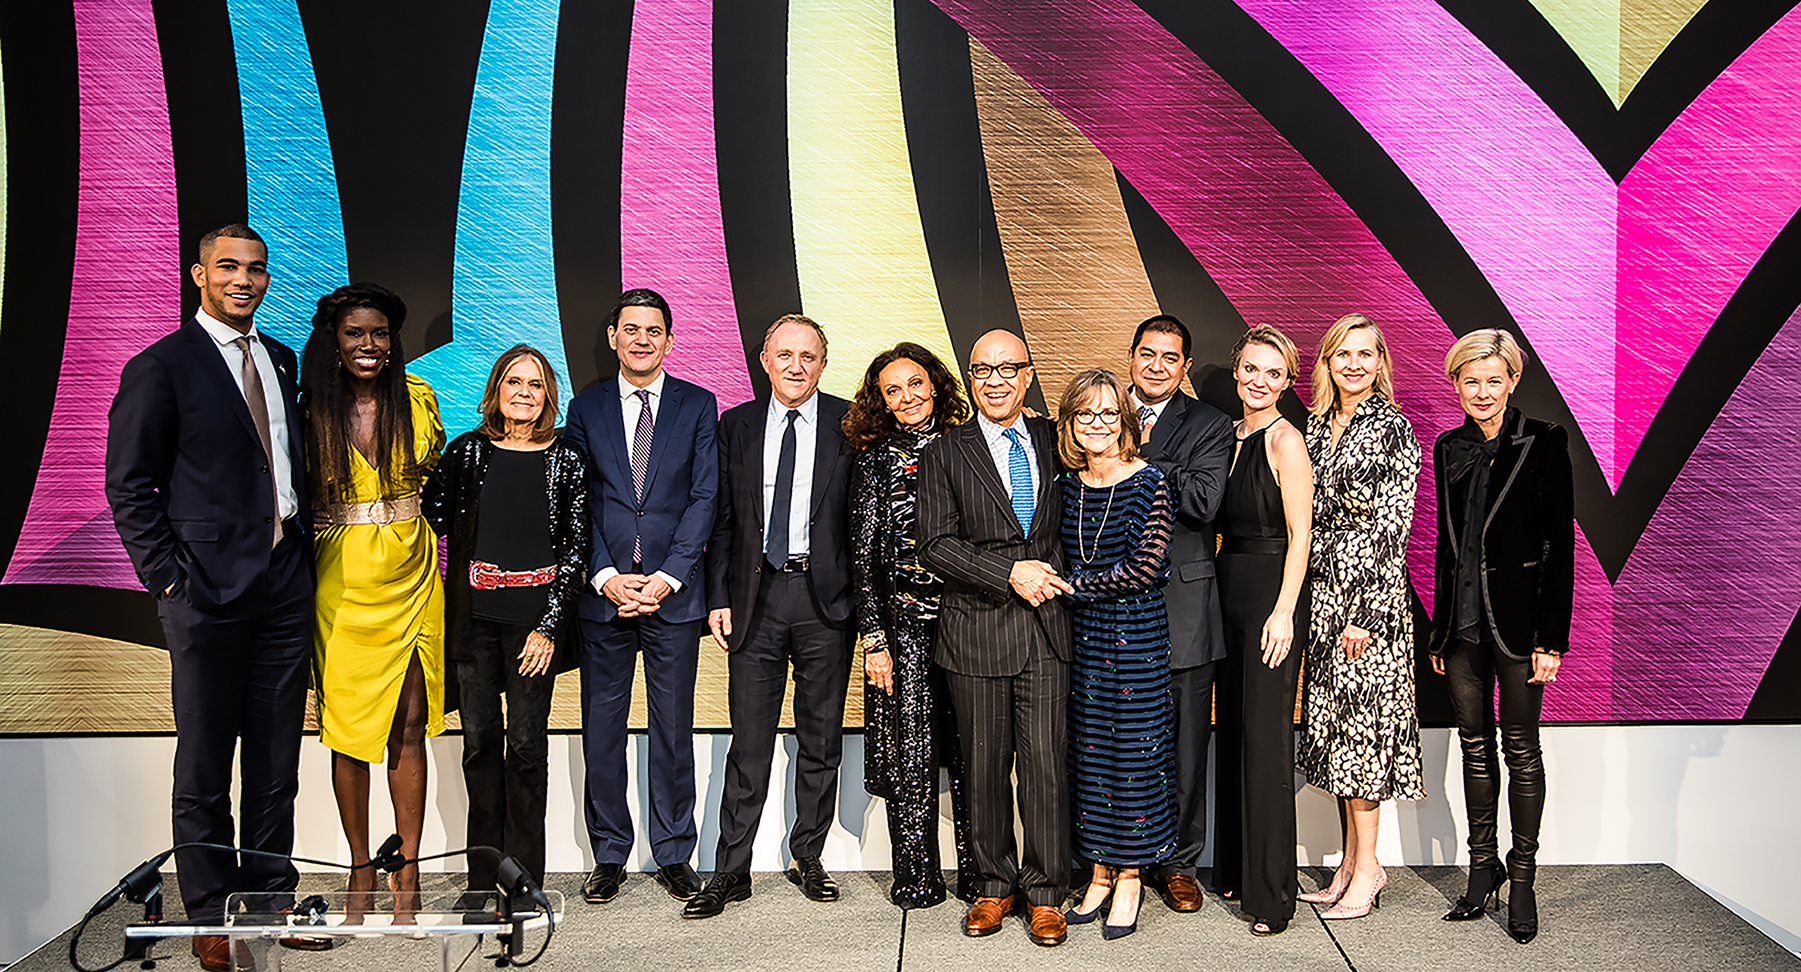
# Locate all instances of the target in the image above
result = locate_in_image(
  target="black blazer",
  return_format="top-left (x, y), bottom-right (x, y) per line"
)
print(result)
top-left (105, 317), bottom-right (311, 610)
top-left (705, 393), bottom-right (855, 650)
top-left (1140, 390), bottom-right (1232, 668)
top-left (422, 431), bottom-right (589, 673)
top-left (1429, 408), bottom-right (1574, 659)
top-left (916, 416), bottom-right (1072, 677)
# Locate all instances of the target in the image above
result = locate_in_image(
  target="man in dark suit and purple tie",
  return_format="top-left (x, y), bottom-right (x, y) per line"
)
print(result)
top-left (688, 314), bottom-right (855, 919)
top-left (104, 224), bottom-right (313, 972)
top-left (916, 329), bottom-right (1073, 947)
top-left (1125, 315), bottom-right (1233, 913)
top-left (564, 288), bottom-right (718, 906)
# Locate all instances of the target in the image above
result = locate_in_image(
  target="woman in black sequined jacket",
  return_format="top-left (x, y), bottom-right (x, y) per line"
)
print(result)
top-left (845, 342), bottom-right (975, 909)
top-left (422, 344), bottom-right (589, 896)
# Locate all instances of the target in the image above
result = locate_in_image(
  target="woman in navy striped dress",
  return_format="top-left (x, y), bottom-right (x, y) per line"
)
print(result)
top-left (1056, 369), bottom-right (1177, 941)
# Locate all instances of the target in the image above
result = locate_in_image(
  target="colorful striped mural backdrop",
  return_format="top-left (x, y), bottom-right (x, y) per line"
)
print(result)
top-left (0, 0), bottom-right (1797, 722)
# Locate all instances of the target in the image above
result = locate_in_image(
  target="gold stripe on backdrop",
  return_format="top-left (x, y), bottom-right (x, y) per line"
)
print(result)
top-left (0, 625), bottom-right (864, 733)
top-left (787, 0), bottom-right (959, 399)
top-left (969, 37), bottom-right (1163, 413)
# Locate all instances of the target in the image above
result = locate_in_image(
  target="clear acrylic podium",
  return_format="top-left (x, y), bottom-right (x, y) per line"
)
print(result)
top-left (122, 889), bottom-right (563, 972)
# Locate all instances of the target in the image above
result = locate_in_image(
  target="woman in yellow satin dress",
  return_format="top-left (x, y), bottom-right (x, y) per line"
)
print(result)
top-left (300, 282), bottom-right (445, 919)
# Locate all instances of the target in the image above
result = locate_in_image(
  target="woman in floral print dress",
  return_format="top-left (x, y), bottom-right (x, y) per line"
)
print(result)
top-left (1296, 313), bottom-right (1424, 921)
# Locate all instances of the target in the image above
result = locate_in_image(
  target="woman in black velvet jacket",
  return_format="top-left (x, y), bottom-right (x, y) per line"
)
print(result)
top-left (1428, 329), bottom-right (1572, 946)
top-left (422, 344), bottom-right (589, 898)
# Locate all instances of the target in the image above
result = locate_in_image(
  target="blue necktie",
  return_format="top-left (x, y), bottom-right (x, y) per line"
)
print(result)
top-left (1003, 427), bottom-right (1034, 534)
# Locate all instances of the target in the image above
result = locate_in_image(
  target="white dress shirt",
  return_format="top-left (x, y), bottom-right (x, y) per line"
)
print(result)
top-left (591, 370), bottom-right (684, 595)
top-left (975, 411), bottom-right (1039, 516)
top-left (195, 309), bottom-right (298, 521)
top-left (762, 392), bottom-right (818, 560)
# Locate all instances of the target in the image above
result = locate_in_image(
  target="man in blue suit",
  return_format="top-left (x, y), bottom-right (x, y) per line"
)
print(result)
top-left (104, 224), bottom-right (313, 972)
top-left (564, 288), bottom-right (718, 905)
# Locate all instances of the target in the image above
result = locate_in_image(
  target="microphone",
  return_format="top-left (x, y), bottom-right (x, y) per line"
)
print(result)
top-left (495, 854), bottom-right (553, 916)
top-left (88, 852), bottom-right (172, 918)
top-left (371, 834), bottom-right (407, 873)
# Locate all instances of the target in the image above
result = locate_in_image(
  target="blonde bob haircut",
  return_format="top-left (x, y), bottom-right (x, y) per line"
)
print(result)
top-left (1056, 368), bottom-right (1142, 470)
top-left (1309, 313), bottom-right (1396, 419)
top-left (1230, 325), bottom-right (1301, 384)
top-left (1444, 328), bottom-right (1526, 381)
top-left (476, 343), bottom-right (561, 443)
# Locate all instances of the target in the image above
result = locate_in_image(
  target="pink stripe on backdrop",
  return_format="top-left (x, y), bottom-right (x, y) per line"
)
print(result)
top-left (1618, 7), bottom-right (1801, 484)
top-left (1236, 0), bottom-right (1618, 486)
top-left (1610, 304), bottom-right (1801, 721)
top-left (3, 0), bottom-right (179, 588)
top-left (1542, 525), bottom-right (1613, 721)
top-left (1237, 0), bottom-right (1801, 490)
top-left (933, 0), bottom-right (1464, 610)
top-left (619, 0), bottom-right (753, 411)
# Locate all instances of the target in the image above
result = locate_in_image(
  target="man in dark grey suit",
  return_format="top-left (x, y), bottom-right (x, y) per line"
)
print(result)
top-left (917, 329), bottom-right (1072, 947)
top-left (1126, 315), bottom-right (1232, 912)
top-left (689, 314), bottom-right (855, 919)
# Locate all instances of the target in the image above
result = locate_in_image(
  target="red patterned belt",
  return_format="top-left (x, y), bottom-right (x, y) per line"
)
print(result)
top-left (469, 560), bottom-right (556, 590)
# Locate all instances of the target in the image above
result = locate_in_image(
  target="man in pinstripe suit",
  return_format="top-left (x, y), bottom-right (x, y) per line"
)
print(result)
top-left (917, 329), bottom-right (1074, 947)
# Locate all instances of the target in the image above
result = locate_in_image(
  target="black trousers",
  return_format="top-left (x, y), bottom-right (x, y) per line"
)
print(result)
top-left (458, 619), bottom-right (555, 888)
top-left (158, 533), bottom-right (311, 924)
top-left (1213, 640), bottom-right (1303, 920)
top-left (712, 570), bottom-right (851, 875)
top-left (943, 637), bottom-right (1070, 907)
top-left (1155, 661), bottom-right (1216, 881)
top-left (1444, 636), bottom-right (1546, 882)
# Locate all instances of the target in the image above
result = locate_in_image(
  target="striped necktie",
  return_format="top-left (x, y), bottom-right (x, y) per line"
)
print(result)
top-left (1002, 426), bottom-right (1034, 534)
top-left (631, 389), bottom-right (653, 563)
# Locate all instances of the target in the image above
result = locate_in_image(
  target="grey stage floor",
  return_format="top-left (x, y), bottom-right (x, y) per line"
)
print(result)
top-left (19, 865), bottom-right (1799, 972)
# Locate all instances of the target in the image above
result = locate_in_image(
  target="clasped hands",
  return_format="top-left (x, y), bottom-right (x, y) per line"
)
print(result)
top-left (602, 573), bottom-right (672, 617)
top-left (1010, 560), bottom-right (1073, 606)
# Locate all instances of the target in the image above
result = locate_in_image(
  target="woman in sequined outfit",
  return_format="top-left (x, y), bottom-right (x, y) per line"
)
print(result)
top-left (846, 342), bottom-right (976, 909)
top-left (1057, 369), bottom-right (1176, 942)
top-left (1296, 314), bottom-right (1424, 922)
top-left (422, 344), bottom-right (589, 899)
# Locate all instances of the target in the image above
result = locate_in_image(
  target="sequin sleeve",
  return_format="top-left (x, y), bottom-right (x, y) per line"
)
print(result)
top-left (850, 446), bottom-right (889, 649)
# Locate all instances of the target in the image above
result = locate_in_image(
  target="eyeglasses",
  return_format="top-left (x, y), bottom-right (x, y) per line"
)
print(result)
top-left (969, 361), bottom-right (1031, 380)
top-left (1072, 409), bottom-right (1122, 426)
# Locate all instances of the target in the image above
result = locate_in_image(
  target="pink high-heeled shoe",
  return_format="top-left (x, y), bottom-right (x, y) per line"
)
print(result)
top-left (1298, 867), bottom-right (1352, 905)
top-left (1320, 868), bottom-right (1387, 920)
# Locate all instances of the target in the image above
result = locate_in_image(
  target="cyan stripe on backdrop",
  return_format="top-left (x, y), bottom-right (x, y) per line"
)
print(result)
top-left (227, 0), bottom-right (348, 350)
top-left (410, 0), bottom-right (566, 427)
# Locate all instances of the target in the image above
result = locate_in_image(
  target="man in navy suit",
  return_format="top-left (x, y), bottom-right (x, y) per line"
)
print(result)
top-left (104, 224), bottom-right (313, 971)
top-left (1125, 315), bottom-right (1232, 912)
top-left (686, 314), bottom-right (855, 919)
top-left (564, 289), bottom-right (718, 906)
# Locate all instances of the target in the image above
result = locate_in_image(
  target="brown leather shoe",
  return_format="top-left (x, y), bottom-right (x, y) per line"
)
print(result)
top-left (278, 933), bottom-right (333, 951)
top-left (962, 894), bottom-right (1016, 937)
top-left (1159, 872), bottom-right (1204, 912)
top-left (191, 935), bottom-right (253, 972)
top-left (1026, 904), bottom-right (1067, 946)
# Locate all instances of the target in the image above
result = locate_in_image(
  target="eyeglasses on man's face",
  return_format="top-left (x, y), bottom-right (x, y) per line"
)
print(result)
top-left (969, 361), bottom-right (1031, 380)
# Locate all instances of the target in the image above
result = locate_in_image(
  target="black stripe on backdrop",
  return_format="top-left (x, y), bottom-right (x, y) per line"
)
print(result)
top-left (715, 0), bottom-right (801, 401)
top-left (299, 0), bottom-right (491, 358)
top-left (894, 0), bottom-right (1034, 394)
top-left (1442, 0), bottom-right (1801, 184)
top-left (551, 0), bottom-right (633, 396)
top-left (0, 4), bottom-right (79, 581)
top-left (153, 0), bottom-right (248, 318)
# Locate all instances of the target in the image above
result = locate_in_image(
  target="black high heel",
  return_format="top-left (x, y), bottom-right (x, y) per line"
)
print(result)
top-left (1067, 868), bottom-right (1115, 925)
top-left (1507, 880), bottom-right (1538, 944)
top-left (1442, 861), bottom-right (1505, 921)
top-left (1102, 875), bottom-right (1142, 940)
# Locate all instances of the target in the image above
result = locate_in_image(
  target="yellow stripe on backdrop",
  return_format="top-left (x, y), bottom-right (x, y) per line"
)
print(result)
top-left (969, 38), bottom-right (1166, 416)
top-left (787, 0), bottom-right (959, 399)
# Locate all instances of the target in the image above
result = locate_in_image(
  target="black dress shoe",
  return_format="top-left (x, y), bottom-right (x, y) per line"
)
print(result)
top-left (655, 862), bottom-right (704, 900)
top-left (683, 873), bottom-right (753, 919)
top-left (1444, 861), bottom-right (1506, 921)
top-left (786, 856), bottom-right (840, 902)
top-left (582, 862), bottom-right (627, 904)
top-left (1507, 881), bottom-right (1539, 944)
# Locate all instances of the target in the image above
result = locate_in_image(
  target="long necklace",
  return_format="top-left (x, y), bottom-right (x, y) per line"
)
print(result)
top-left (1078, 476), bottom-right (1118, 564)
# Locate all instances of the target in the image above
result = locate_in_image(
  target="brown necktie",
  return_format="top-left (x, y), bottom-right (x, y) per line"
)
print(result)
top-left (232, 335), bottom-right (283, 547)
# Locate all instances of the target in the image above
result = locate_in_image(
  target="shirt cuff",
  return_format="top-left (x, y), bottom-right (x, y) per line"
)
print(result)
top-left (592, 566), bottom-right (619, 595)
top-left (654, 570), bottom-right (683, 593)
